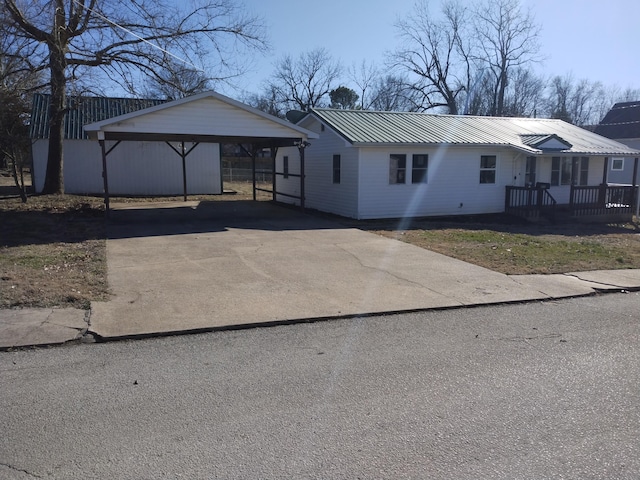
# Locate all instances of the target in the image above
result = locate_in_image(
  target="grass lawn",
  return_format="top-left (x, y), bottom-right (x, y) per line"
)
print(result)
top-left (1, 178), bottom-right (639, 309)
top-left (363, 218), bottom-right (640, 275)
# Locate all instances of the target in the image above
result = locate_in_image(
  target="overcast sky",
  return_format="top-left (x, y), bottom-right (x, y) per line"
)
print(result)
top-left (231, 0), bottom-right (640, 97)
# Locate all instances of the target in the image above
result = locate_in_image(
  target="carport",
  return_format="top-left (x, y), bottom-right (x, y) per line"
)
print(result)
top-left (83, 91), bottom-right (317, 215)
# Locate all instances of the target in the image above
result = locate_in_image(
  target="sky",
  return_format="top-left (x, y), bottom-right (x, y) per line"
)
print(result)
top-left (228, 0), bottom-right (640, 98)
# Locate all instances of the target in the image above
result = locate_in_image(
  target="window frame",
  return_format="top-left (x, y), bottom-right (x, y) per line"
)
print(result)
top-left (389, 154), bottom-right (407, 184)
top-left (332, 154), bottom-right (341, 184)
top-left (525, 156), bottom-right (536, 186)
top-left (611, 157), bottom-right (625, 171)
top-left (479, 155), bottom-right (497, 184)
top-left (411, 154), bottom-right (428, 184)
top-left (551, 156), bottom-right (572, 186)
top-left (578, 157), bottom-right (589, 185)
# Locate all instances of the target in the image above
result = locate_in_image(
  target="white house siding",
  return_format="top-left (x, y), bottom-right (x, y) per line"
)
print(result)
top-left (98, 96), bottom-right (302, 139)
top-left (275, 122), bottom-right (360, 218)
top-left (357, 146), bottom-right (516, 219)
top-left (32, 139), bottom-right (221, 195)
top-left (607, 139), bottom-right (640, 185)
top-left (274, 146), bottom-right (301, 204)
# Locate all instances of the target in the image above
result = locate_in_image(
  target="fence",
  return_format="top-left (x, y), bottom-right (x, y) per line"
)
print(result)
top-left (570, 185), bottom-right (637, 218)
top-left (223, 168), bottom-right (273, 182)
top-left (505, 185), bottom-right (557, 220)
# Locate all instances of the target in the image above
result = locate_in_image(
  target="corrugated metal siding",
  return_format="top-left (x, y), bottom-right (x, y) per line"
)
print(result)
top-left (29, 93), bottom-right (166, 140)
top-left (311, 109), bottom-right (640, 156)
top-left (32, 138), bottom-right (221, 195)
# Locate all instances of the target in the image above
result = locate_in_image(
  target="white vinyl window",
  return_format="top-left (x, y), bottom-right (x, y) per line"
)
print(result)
top-left (479, 155), bottom-right (496, 184)
top-left (389, 154), bottom-right (406, 184)
top-left (611, 157), bottom-right (625, 171)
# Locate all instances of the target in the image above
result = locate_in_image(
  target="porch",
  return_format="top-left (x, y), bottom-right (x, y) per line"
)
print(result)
top-left (505, 184), bottom-right (638, 223)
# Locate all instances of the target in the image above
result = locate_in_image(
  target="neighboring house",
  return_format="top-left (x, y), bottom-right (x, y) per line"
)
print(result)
top-left (30, 93), bottom-right (222, 195)
top-left (595, 101), bottom-right (640, 185)
top-left (274, 109), bottom-right (640, 220)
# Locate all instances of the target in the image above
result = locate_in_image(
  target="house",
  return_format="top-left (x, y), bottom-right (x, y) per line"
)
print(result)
top-left (30, 93), bottom-right (225, 195)
top-left (273, 109), bottom-right (640, 221)
top-left (594, 101), bottom-right (640, 185)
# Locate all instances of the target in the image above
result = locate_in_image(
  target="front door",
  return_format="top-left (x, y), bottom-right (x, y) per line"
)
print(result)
top-left (525, 156), bottom-right (536, 186)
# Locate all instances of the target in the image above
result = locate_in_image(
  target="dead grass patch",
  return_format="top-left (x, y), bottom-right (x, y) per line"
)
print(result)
top-left (0, 181), bottom-right (268, 309)
top-left (363, 216), bottom-right (640, 275)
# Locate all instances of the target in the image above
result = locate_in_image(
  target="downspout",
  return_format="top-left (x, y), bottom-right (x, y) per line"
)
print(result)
top-left (633, 157), bottom-right (639, 218)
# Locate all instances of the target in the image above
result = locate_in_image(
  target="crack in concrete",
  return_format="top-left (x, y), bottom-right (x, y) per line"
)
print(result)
top-left (507, 277), bottom-right (554, 299)
top-left (0, 462), bottom-right (42, 478)
top-left (335, 243), bottom-right (461, 302)
top-left (563, 273), bottom-right (629, 289)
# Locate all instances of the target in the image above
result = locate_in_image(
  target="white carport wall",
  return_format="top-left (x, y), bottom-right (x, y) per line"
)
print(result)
top-left (84, 91), bottom-right (317, 215)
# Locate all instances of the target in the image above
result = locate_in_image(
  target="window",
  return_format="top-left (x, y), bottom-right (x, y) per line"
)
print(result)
top-left (389, 154), bottom-right (406, 184)
top-left (525, 156), bottom-right (536, 185)
top-left (333, 154), bottom-right (341, 184)
top-left (611, 157), bottom-right (625, 171)
top-left (411, 154), bottom-right (428, 183)
top-left (551, 156), bottom-right (589, 186)
top-left (283, 156), bottom-right (289, 179)
top-left (578, 157), bottom-right (589, 185)
top-left (479, 155), bottom-right (496, 184)
top-left (551, 156), bottom-right (572, 185)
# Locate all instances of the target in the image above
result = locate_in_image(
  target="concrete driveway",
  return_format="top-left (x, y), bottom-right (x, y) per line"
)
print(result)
top-left (89, 200), bottom-right (601, 339)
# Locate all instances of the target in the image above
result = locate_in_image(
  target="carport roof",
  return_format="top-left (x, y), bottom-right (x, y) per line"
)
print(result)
top-left (84, 90), bottom-right (318, 147)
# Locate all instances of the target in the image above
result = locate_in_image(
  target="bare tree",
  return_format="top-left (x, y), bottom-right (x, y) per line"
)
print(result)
top-left (0, 18), bottom-right (44, 201)
top-left (369, 75), bottom-right (420, 112)
top-left (391, 0), bottom-right (471, 114)
top-left (472, 0), bottom-right (542, 116)
top-left (545, 74), bottom-right (607, 126)
top-left (143, 59), bottom-right (213, 100)
top-left (243, 84), bottom-right (286, 118)
top-left (348, 60), bottom-right (379, 110)
top-left (502, 68), bottom-right (546, 117)
top-left (268, 48), bottom-right (342, 112)
top-left (3, 0), bottom-right (268, 194)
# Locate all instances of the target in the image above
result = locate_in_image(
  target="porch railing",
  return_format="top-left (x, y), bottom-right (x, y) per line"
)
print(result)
top-left (505, 185), bottom-right (557, 220)
top-left (570, 184), bottom-right (638, 218)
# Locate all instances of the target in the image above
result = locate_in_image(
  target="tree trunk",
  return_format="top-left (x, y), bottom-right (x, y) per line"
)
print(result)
top-left (42, 7), bottom-right (67, 195)
top-left (43, 89), bottom-right (65, 194)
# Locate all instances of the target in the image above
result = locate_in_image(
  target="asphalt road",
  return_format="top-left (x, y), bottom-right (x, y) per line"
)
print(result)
top-left (1, 293), bottom-right (639, 479)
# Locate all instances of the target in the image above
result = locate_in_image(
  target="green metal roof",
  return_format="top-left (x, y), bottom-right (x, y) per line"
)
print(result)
top-left (29, 93), bottom-right (166, 140)
top-left (310, 108), bottom-right (640, 156)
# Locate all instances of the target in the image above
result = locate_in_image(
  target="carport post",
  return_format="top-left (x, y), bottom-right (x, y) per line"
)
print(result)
top-left (633, 157), bottom-right (639, 218)
top-left (251, 146), bottom-right (257, 201)
top-left (181, 141), bottom-right (187, 202)
top-left (297, 140), bottom-right (309, 210)
top-left (99, 137), bottom-right (121, 218)
top-left (99, 139), bottom-right (110, 216)
top-left (270, 146), bottom-right (277, 201)
top-left (166, 141), bottom-right (199, 202)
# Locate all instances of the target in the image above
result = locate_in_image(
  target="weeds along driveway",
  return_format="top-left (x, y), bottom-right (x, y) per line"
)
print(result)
top-left (89, 200), bottom-right (596, 339)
